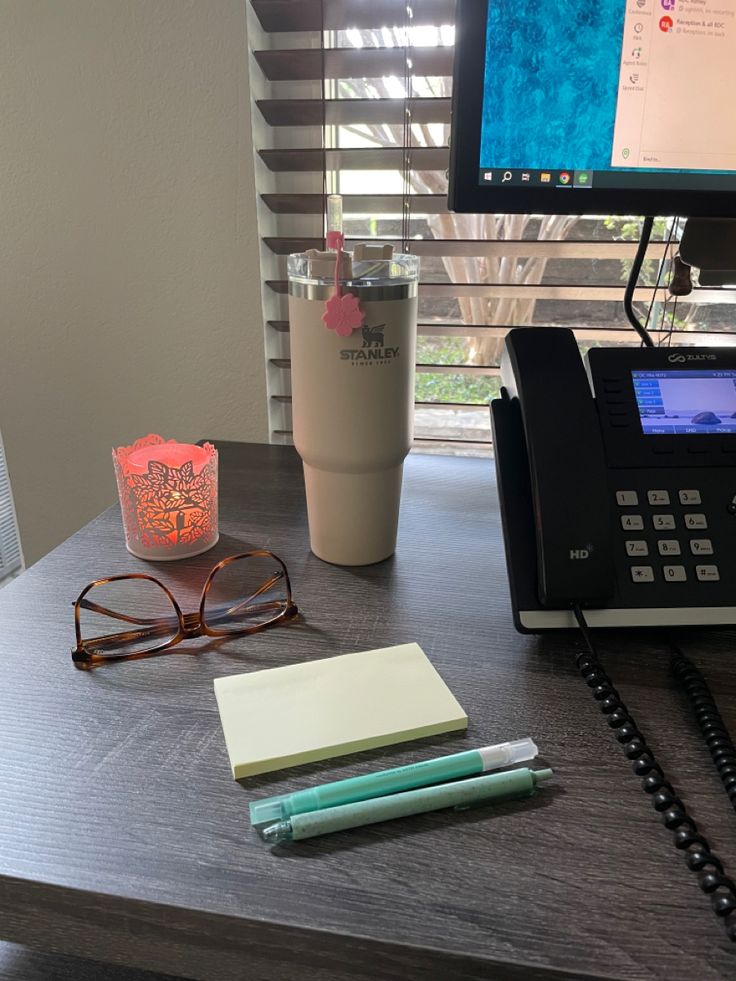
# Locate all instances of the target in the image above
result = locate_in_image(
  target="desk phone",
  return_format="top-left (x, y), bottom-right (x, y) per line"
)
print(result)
top-left (492, 327), bottom-right (736, 632)
top-left (491, 327), bottom-right (736, 941)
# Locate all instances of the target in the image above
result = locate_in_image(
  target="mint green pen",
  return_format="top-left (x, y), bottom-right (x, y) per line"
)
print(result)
top-left (249, 738), bottom-right (538, 828)
top-left (260, 768), bottom-right (553, 843)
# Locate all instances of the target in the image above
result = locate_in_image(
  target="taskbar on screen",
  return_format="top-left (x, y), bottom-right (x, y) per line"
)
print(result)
top-left (477, 168), bottom-right (592, 189)
top-left (476, 168), bottom-right (736, 191)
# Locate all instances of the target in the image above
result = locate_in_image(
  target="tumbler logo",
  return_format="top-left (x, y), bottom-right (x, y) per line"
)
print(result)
top-left (361, 324), bottom-right (385, 348)
top-left (340, 324), bottom-right (399, 365)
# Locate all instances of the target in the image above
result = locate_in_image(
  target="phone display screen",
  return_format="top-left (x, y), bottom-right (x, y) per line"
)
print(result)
top-left (632, 369), bottom-right (736, 435)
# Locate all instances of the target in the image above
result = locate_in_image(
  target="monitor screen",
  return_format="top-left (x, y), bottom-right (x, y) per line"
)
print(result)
top-left (449, 0), bottom-right (736, 216)
top-left (632, 369), bottom-right (736, 434)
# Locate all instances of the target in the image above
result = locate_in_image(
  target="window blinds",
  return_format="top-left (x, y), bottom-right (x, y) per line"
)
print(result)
top-left (248, 0), bottom-right (736, 455)
top-left (0, 433), bottom-right (22, 586)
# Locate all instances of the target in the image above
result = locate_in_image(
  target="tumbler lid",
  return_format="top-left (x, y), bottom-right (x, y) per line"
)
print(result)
top-left (288, 248), bottom-right (419, 289)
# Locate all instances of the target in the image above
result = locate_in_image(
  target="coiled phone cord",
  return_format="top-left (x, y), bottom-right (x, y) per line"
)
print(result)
top-left (573, 605), bottom-right (736, 941)
top-left (670, 640), bottom-right (736, 815)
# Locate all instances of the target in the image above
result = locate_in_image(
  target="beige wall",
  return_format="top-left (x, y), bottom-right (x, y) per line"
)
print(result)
top-left (0, 0), bottom-right (268, 565)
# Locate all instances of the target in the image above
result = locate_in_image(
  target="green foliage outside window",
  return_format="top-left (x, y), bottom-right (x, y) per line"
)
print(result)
top-left (416, 337), bottom-right (501, 404)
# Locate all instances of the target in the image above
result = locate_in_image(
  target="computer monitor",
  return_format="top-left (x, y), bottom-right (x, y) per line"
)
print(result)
top-left (449, 0), bottom-right (736, 217)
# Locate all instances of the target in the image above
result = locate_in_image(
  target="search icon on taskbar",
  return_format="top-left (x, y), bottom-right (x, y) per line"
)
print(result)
top-left (502, 171), bottom-right (512, 183)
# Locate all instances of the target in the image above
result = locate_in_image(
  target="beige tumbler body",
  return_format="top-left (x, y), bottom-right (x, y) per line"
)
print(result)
top-left (288, 262), bottom-right (418, 565)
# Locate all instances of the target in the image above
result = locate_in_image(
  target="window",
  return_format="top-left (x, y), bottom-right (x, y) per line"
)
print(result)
top-left (247, 0), bottom-right (736, 457)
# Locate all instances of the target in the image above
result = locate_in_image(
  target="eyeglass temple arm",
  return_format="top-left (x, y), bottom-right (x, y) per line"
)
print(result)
top-left (78, 599), bottom-right (175, 627)
top-left (78, 573), bottom-right (289, 646)
top-left (215, 571), bottom-right (286, 618)
top-left (83, 600), bottom-right (291, 651)
top-left (78, 572), bottom-right (284, 627)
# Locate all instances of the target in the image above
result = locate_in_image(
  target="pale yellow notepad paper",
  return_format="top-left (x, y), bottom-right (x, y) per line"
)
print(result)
top-left (214, 642), bottom-right (468, 779)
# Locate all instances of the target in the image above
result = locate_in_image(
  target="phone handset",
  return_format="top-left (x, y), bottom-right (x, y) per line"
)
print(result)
top-left (501, 328), bottom-right (615, 608)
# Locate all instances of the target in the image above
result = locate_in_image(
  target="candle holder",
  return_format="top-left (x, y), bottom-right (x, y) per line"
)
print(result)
top-left (112, 434), bottom-right (218, 561)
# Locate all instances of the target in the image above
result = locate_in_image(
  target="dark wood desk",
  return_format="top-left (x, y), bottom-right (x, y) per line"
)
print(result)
top-left (1, 442), bottom-right (735, 980)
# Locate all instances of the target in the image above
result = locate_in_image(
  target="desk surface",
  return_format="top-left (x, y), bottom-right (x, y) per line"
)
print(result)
top-left (1, 442), bottom-right (736, 981)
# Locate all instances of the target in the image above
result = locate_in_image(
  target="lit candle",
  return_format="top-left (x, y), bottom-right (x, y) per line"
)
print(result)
top-left (112, 434), bottom-right (218, 561)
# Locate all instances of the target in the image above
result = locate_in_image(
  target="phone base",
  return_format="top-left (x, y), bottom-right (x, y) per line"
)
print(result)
top-left (517, 606), bottom-right (736, 632)
top-left (491, 393), bottom-right (736, 634)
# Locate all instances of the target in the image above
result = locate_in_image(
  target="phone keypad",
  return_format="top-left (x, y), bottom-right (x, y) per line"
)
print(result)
top-left (621, 514), bottom-right (644, 530)
top-left (663, 565), bottom-right (687, 582)
top-left (652, 514), bottom-right (676, 530)
top-left (696, 565), bottom-right (720, 582)
top-left (625, 540), bottom-right (648, 557)
top-left (690, 539), bottom-right (713, 555)
top-left (616, 490), bottom-right (639, 506)
top-left (616, 486), bottom-right (720, 586)
top-left (684, 513), bottom-right (708, 529)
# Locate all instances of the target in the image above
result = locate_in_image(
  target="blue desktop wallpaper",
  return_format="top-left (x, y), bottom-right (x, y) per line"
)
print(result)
top-left (479, 0), bottom-right (626, 170)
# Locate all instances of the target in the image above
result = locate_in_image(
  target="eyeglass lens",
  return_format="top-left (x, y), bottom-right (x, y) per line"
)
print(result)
top-left (203, 553), bottom-right (289, 635)
top-left (78, 578), bottom-right (180, 659)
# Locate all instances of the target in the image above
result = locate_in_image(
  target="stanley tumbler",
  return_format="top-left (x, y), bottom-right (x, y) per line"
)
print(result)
top-left (287, 248), bottom-right (419, 565)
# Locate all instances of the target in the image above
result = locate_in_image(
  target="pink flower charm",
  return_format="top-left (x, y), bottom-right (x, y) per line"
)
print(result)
top-left (322, 291), bottom-right (365, 337)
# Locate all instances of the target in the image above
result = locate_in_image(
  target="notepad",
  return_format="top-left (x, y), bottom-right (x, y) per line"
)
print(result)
top-left (213, 642), bottom-right (468, 779)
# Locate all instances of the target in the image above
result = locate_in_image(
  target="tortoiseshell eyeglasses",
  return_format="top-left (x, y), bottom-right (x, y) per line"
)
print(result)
top-left (71, 550), bottom-right (297, 669)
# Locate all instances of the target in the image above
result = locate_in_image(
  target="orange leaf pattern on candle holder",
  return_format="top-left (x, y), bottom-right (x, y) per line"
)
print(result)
top-left (113, 436), bottom-right (217, 552)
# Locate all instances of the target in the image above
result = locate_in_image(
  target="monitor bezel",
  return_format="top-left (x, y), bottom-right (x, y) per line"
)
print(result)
top-left (448, 0), bottom-right (736, 218)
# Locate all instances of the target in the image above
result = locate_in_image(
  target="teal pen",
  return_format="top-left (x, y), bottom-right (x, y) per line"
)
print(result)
top-left (260, 767), bottom-right (553, 843)
top-left (249, 737), bottom-right (538, 828)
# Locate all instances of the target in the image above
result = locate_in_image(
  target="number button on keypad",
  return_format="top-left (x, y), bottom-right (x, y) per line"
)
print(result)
top-left (631, 566), bottom-right (654, 583)
top-left (652, 514), bottom-right (675, 530)
top-left (621, 514), bottom-right (644, 531)
top-left (616, 491), bottom-right (639, 506)
top-left (647, 490), bottom-right (670, 506)
top-left (663, 565), bottom-right (687, 582)
top-left (690, 539), bottom-right (713, 556)
top-left (684, 513), bottom-right (708, 530)
top-left (625, 540), bottom-right (648, 557)
top-left (696, 565), bottom-right (720, 582)
top-left (679, 489), bottom-right (701, 505)
top-left (657, 540), bottom-right (681, 556)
